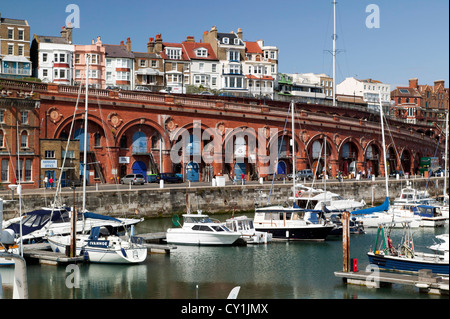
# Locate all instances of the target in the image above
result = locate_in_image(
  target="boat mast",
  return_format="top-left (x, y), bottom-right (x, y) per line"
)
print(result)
top-left (332, 1), bottom-right (337, 107)
top-left (379, 89), bottom-right (389, 197)
top-left (291, 101), bottom-right (296, 202)
top-left (444, 110), bottom-right (449, 204)
top-left (82, 54), bottom-right (90, 212)
top-left (324, 135), bottom-right (327, 202)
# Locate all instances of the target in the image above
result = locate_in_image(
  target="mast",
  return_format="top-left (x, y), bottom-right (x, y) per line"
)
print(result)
top-left (324, 135), bottom-right (327, 202)
top-left (291, 101), bottom-right (296, 201)
top-left (332, 1), bottom-right (337, 107)
top-left (82, 54), bottom-right (90, 212)
top-left (17, 121), bottom-right (23, 256)
top-left (444, 110), bottom-right (449, 204)
top-left (379, 88), bottom-right (389, 197)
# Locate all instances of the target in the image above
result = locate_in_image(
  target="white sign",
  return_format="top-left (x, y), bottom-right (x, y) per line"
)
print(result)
top-left (119, 157), bottom-right (130, 164)
top-left (41, 160), bottom-right (57, 168)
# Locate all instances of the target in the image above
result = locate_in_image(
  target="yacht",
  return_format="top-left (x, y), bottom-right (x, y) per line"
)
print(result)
top-left (253, 206), bottom-right (335, 241)
top-left (166, 212), bottom-right (242, 246)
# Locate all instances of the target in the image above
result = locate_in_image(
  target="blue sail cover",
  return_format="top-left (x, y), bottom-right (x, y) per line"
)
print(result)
top-left (83, 212), bottom-right (122, 223)
top-left (351, 197), bottom-right (390, 216)
top-left (7, 207), bottom-right (71, 237)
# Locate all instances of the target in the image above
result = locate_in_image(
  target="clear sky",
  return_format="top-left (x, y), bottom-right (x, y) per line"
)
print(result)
top-left (2, 0), bottom-right (449, 88)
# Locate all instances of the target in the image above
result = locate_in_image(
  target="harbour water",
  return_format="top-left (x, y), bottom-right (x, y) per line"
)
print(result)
top-left (0, 214), bottom-right (448, 300)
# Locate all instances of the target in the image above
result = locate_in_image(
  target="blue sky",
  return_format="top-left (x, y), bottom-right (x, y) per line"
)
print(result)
top-left (2, 0), bottom-right (449, 88)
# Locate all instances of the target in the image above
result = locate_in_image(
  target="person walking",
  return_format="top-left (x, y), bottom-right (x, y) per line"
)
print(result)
top-left (44, 176), bottom-right (48, 188)
top-left (241, 173), bottom-right (245, 185)
top-left (49, 176), bottom-right (54, 189)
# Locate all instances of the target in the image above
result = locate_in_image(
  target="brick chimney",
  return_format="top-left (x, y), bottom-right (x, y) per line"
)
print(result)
top-left (154, 34), bottom-right (163, 53)
top-left (147, 37), bottom-right (155, 53)
top-left (126, 37), bottom-right (132, 52)
top-left (434, 80), bottom-right (445, 89)
top-left (61, 24), bottom-right (73, 43)
top-left (185, 36), bottom-right (195, 42)
top-left (409, 78), bottom-right (418, 88)
top-left (237, 28), bottom-right (243, 40)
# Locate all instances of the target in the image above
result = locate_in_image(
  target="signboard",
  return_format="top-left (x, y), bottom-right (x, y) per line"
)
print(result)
top-left (87, 240), bottom-right (110, 248)
top-left (41, 160), bottom-right (57, 168)
top-left (119, 157), bottom-right (130, 164)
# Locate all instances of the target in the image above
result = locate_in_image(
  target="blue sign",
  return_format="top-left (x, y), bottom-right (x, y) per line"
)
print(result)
top-left (87, 240), bottom-right (109, 248)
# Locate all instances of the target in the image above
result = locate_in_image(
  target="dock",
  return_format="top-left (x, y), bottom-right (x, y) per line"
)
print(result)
top-left (335, 269), bottom-right (449, 296)
top-left (23, 243), bottom-right (85, 265)
top-left (138, 232), bottom-right (177, 254)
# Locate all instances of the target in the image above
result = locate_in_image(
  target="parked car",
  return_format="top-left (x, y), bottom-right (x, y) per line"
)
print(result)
top-left (288, 169), bottom-right (314, 180)
top-left (120, 174), bottom-right (145, 185)
top-left (431, 168), bottom-right (445, 177)
top-left (198, 91), bottom-right (214, 96)
top-left (135, 86), bottom-right (151, 92)
top-left (159, 173), bottom-right (183, 183)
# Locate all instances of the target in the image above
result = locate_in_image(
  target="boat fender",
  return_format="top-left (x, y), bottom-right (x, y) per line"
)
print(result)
top-left (121, 248), bottom-right (127, 258)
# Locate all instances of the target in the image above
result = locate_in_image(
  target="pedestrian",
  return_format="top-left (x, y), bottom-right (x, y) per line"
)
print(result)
top-left (49, 176), bottom-right (54, 189)
top-left (241, 173), bottom-right (245, 185)
top-left (44, 176), bottom-right (48, 188)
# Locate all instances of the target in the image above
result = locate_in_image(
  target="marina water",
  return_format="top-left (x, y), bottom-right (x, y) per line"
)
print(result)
top-left (1, 214), bottom-right (447, 299)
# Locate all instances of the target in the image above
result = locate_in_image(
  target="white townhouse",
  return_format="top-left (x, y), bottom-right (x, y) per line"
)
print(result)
top-left (244, 40), bottom-right (278, 99)
top-left (104, 40), bottom-right (135, 90)
top-left (30, 26), bottom-right (74, 85)
top-left (336, 77), bottom-right (391, 110)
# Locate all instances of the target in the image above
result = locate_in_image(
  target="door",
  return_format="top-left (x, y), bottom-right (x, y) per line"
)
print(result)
top-left (186, 161), bottom-right (199, 182)
top-left (234, 162), bottom-right (246, 180)
top-left (45, 170), bottom-right (55, 188)
top-left (132, 161), bottom-right (147, 182)
top-left (277, 161), bottom-right (287, 176)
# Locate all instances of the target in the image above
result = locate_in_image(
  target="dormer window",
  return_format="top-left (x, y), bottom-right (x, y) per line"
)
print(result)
top-left (234, 38), bottom-right (240, 45)
top-left (196, 48), bottom-right (208, 57)
top-left (222, 37), bottom-right (229, 44)
top-left (166, 48), bottom-right (182, 60)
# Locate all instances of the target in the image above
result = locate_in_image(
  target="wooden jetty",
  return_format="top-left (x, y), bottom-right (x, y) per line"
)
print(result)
top-left (139, 232), bottom-right (177, 254)
top-left (335, 269), bottom-right (449, 296)
top-left (23, 243), bottom-right (84, 265)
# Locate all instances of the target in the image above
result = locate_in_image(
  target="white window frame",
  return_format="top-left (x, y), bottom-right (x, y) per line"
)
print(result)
top-left (166, 48), bottom-right (182, 60)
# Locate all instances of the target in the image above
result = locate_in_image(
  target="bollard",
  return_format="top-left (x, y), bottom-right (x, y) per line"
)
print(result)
top-left (342, 211), bottom-right (350, 272)
top-left (259, 177), bottom-right (263, 185)
top-left (160, 180), bottom-right (164, 189)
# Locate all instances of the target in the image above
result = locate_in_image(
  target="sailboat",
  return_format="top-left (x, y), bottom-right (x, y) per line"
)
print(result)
top-left (46, 55), bottom-right (147, 264)
top-left (254, 101), bottom-right (335, 241)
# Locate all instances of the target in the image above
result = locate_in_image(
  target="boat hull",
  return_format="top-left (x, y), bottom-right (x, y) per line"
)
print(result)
top-left (166, 229), bottom-right (241, 246)
top-left (367, 252), bottom-right (449, 275)
top-left (255, 225), bottom-right (334, 241)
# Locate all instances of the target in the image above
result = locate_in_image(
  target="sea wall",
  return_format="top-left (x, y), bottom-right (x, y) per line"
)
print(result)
top-left (1, 177), bottom-right (446, 220)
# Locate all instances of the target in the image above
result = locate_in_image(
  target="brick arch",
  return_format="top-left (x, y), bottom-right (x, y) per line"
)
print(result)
top-left (116, 117), bottom-right (169, 150)
top-left (266, 128), bottom-right (303, 156)
top-left (304, 133), bottom-right (338, 161)
top-left (53, 113), bottom-right (109, 140)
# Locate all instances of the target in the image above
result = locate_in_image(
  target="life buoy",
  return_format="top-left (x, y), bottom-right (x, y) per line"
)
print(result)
top-left (296, 190), bottom-right (303, 197)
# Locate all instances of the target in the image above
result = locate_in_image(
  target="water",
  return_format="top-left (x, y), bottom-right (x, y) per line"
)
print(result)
top-left (1, 214), bottom-right (448, 299)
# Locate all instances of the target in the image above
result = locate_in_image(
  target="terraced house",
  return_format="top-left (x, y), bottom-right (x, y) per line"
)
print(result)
top-left (0, 12), bottom-right (31, 78)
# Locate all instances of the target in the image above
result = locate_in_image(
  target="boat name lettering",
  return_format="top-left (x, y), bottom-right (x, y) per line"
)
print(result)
top-left (87, 240), bottom-right (109, 248)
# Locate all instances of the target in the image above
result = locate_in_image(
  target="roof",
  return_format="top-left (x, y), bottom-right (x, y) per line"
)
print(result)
top-left (217, 32), bottom-right (244, 46)
top-left (104, 44), bottom-right (134, 59)
top-left (132, 51), bottom-right (160, 59)
top-left (35, 35), bottom-right (71, 45)
top-left (182, 42), bottom-right (218, 60)
top-left (245, 41), bottom-right (263, 54)
top-left (159, 42), bottom-right (189, 61)
top-left (0, 17), bottom-right (28, 26)
top-left (391, 87), bottom-right (421, 98)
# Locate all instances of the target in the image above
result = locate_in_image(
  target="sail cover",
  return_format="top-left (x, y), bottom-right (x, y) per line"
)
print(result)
top-left (350, 197), bottom-right (389, 215)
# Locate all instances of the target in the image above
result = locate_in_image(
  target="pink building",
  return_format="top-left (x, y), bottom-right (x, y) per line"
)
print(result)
top-left (74, 36), bottom-right (106, 88)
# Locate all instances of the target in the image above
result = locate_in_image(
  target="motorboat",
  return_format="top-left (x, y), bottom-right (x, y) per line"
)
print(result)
top-left (412, 205), bottom-right (447, 227)
top-left (2, 207), bottom-right (143, 244)
top-left (225, 215), bottom-right (272, 244)
top-left (47, 224), bottom-right (147, 264)
top-left (392, 185), bottom-right (429, 205)
top-left (166, 212), bottom-right (242, 246)
top-left (367, 222), bottom-right (448, 275)
top-left (253, 206), bottom-right (335, 241)
top-left (328, 213), bottom-right (365, 235)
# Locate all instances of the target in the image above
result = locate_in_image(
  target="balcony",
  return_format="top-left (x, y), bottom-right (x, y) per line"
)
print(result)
top-left (2, 67), bottom-right (31, 76)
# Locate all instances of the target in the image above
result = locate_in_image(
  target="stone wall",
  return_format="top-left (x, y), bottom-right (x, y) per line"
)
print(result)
top-left (1, 177), bottom-right (445, 220)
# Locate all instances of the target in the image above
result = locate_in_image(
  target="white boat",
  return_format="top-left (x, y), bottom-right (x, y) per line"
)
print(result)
top-left (166, 212), bottom-right (242, 246)
top-left (47, 225), bottom-right (147, 264)
top-left (2, 207), bottom-right (142, 244)
top-left (368, 222), bottom-right (449, 275)
top-left (428, 234), bottom-right (449, 254)
top-left (225, 215), bottom-right (272, 244)
top-left (392, 185), bottom-right (429, 206)
top-left (253, 206), bottom-right (335, 241)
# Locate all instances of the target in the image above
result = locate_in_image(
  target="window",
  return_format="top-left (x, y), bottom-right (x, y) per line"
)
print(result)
top-left (166, 48), bottom-right (182, 60)
top-left (117, 71), bottom-right (130, 81)
top-left (270, 51), bottom-right (276, 59)
top-left (89, 70), bottom-right (99, 79)
top-left (75, 70), bottom-right (80, 78)
top-left (20, 111), bottom-right (28, 124)
top-left (212, 77), bottom-right (217, 86)
top-left (8, 44), bottom-right (14, 55)
top-left (222, 37), bottom-right (229, 44)
top-left (0, 130), bottom-right (3, 148)
top-left (25, 159), bottom-right (32, 181)
top-left (106, 59), bottom-right (112, 67)
top-left (8, 28), bottom-right (13, 39)
top-left (1, 159), bottom-right (8, 182)
top-left (228, 50), bottom-right (239, 61)
top-left (196, 48), bottom-right (207, 57)
top-left (18, 45), bottom-right (24, 56)
top-left (62, 150), bottom-right (75, 159)
top-left (106, 72), bottom-right (112, 81)
top-left (20, 131), bottom-right (28, 148)
top-left (171, 62), bottom-right (177, 71)
top-left (151, 60), bottom-right (157, 67)
top-left (43, 53), bottom-right (48, 62)
top-left (18, 29), bottom-right (25, 40)
top-left (0, 110), bottom-right (4, 123)
top-left (140, 59), bottom-right (146, 67)
top-left (59, 53), bottom-right (66, 63)
top-left (94, 133), bottom-right (101, 147)
top-left (75, 54), bottom-right (80, 64)
top-left (229, 64), bottom-right (241, 74)
top-left (234, 38), bottom-right (240, 45)
top-left (91, 54), bottom-right (99, 64)
top-left (194, 75), bottom-right (208, 85)
top-left (212, 64), bottom-right (216, 73)
top-left (199, 63), bottom-right (204, 72)
top-left (45, 150), bottom-right (55, 158)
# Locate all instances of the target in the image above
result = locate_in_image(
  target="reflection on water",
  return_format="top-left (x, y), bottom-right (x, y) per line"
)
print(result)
top-left (1, 214), bottom-right (448, 299)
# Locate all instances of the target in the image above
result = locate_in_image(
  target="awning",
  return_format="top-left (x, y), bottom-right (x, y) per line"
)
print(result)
top-left (136, 68), bottom-right (162, 75)
top-left (1, 56), bottom-right (31, 63)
